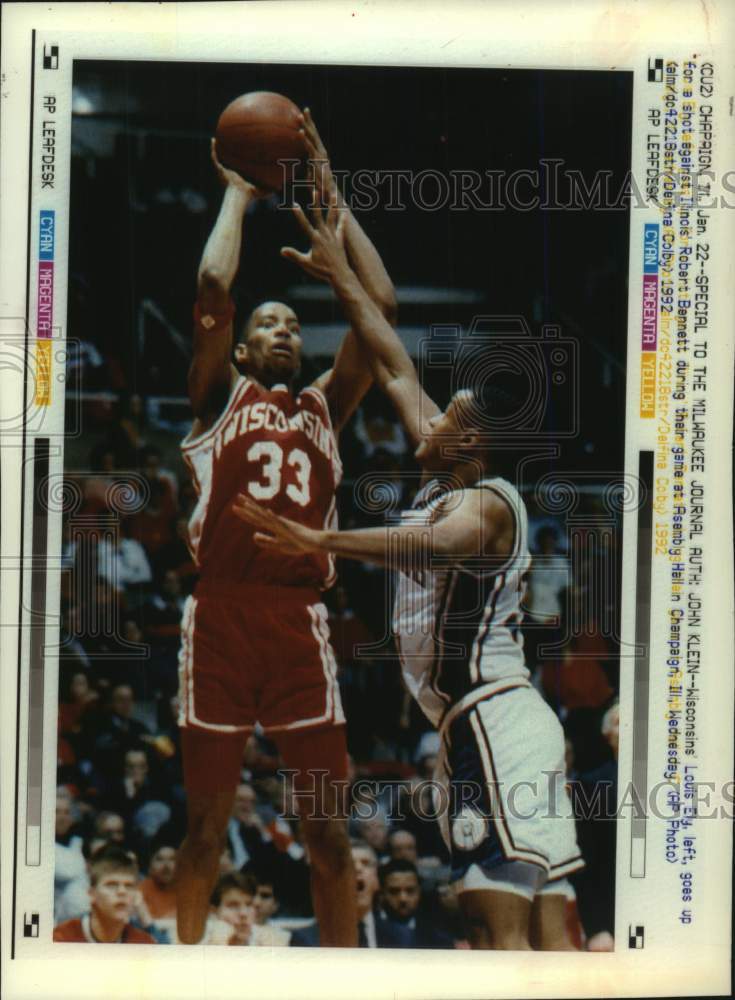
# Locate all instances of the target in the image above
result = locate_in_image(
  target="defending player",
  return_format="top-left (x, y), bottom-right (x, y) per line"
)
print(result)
top-left (232, 201), bottom-right (584, 950)
top-left (176, 111), bottom-right (396, 947)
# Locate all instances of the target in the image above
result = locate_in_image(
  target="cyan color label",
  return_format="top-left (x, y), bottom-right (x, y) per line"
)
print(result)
top-left (643, 223), bottom-right (659, 274)
top-left (39, 210), bottom-right (55, 261)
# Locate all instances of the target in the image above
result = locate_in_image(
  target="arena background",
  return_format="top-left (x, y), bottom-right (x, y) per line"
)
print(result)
top-left (55, 60), bottom-right (631, 947)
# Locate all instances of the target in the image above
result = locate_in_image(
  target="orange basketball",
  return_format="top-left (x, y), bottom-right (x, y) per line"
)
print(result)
top-left (215, 91), bottom-right (305, 192)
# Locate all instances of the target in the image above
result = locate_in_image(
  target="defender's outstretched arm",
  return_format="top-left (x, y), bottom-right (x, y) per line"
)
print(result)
top-left (231, 488), bottom-right (513, 571)
top-left (284, 198), bottom-right (439, 445)
top-left (285, 110), bottom-right (397, 431)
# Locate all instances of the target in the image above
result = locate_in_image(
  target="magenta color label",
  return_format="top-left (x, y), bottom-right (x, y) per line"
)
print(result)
top-left (37, 261), bottom-right (53, 338)
top-left (641, 272), bottom-right (657, 350)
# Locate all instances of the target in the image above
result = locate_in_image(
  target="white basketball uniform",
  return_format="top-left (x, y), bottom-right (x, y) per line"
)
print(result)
top-left (392, 476), bottom-right (583, 899)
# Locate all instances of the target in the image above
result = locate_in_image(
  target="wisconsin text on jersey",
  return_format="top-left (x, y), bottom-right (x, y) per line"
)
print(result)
top-left (213, 391), bottom-right (340, 468)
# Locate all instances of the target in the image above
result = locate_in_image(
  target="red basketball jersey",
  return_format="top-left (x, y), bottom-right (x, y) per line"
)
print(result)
top-left (181, 377), bottom-right (341, 588)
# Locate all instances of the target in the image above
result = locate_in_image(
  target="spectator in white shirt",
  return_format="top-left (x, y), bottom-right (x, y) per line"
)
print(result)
top-left (54, 788), bottom-right (89, 922)
top-left (97, 522), bottom-right (152, 592)
top-left (251, 876), bottom-right (291, 946)
top-left (528, 525), bottom-right (570, 622)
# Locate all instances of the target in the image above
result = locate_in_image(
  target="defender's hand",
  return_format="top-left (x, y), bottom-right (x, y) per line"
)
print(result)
top-left (280, 198), bottom-right (349, 283)
top-left (231, 494), bottom-right (324, 555)
top-left (210, 138), bottom-right (268, 199)
top-left (300, 108), bottom-right (337, 203)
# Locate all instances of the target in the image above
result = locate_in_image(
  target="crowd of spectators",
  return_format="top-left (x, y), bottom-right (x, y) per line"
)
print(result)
top-left (56, 384), bottom-right (620, 948)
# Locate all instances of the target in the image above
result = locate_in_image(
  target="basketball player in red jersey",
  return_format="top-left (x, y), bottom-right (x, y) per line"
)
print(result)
top-left (175, 111), bottom-right (397, 947)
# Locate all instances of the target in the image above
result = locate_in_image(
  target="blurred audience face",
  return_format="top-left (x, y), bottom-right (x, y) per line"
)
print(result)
top-left (388, 830), bottom-right (418, 863)
top-left (124, 750), bottom-right (148, 789)
top-left (333, 586), bottom-right (350, 614)
top-left (96, 812), bottom-right (125, 844)
top-left (358, 814), bottom-right (389, 853)
top-left (255, 775), bottom-right (284, 813)
top-left (69, 672), bottom-right (91, 703)
top-left (215, 887), bottom-right (255, 945)
top-left (351, 844), bottom-right (379, 917)
top-left (122, 620), bottom-right (143, 644)
top-left (381, 870), bottom-right (421, 921)
top-left (232, 784), bottom-right (257, 823)
top-left (253, 882), bottom-right (279, 925)
top-left (56, 793), bottom-right (74, 838)
top-left (437, 880), bottom-right (462, 919)
top-left (142, 451), bottom-right (161, 480)
top-left (111, 684), bottom-right (134, 719)
top-left (66, 604), bottom-right (83, 637)
top-left (91, 869), bottom-right (137, 926)
top-left (149, 846), bottom-right (177, 887)
top-left (162, 569), bottom-right (181, 599)
top-left (127, 393), bottom-right (144, 419)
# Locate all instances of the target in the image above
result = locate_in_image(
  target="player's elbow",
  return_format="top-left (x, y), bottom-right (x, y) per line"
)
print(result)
top-left (197, 267), bottom-right (229, 309)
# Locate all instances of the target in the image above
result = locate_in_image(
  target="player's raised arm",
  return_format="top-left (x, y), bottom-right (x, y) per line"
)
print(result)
top-left (283, 198), bottom-right (439, 446)
top-left (189, 140), bottom-right (264, 425)
top-left (231, 488), bottom-right (513, 571)
top-left (282, 110), bottom-right (398, 432)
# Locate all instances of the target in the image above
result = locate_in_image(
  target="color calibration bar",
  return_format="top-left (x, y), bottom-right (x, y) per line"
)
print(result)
top-left (640, 223), bottom-right (659, 418)
top-left (630, 450), bottom-right (654, 877)
top-left (35, 210), bottom-right (54, 406)
top-left (26, 439), bottom-right (50, 865)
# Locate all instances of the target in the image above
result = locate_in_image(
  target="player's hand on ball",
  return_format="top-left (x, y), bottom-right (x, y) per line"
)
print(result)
top-left (232, 494), bottom-right (323, 554)
top-left (281, 197), bottom-right (349, 283)
top-left (300, 107), bottom-right (337, 203)
top-left (210, 138), bottom-right (268, 199)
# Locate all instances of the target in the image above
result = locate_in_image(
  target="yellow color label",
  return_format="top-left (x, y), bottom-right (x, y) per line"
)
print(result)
top-left (35, 339), bottom-right (51, 406)
top-left (640, 351), bottom-right (656, 418)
